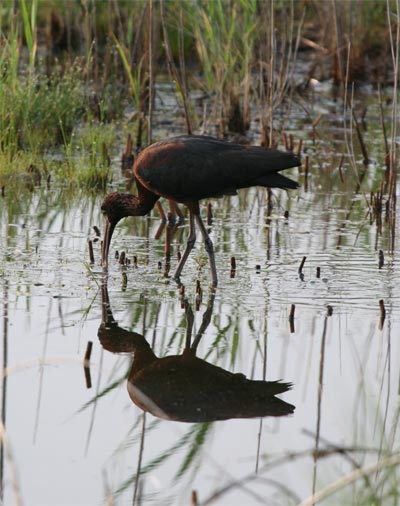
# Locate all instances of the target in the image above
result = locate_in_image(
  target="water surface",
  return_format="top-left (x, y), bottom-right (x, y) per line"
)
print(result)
top-left (1, 85), bottom-right (399, 505)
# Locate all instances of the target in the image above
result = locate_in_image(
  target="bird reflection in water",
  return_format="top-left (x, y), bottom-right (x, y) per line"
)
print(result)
top-left (98, 284), bottom-right (295, 422)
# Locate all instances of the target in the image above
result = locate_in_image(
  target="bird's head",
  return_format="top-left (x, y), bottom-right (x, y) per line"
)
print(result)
top-left (100, 192), bottom-right (141, 269)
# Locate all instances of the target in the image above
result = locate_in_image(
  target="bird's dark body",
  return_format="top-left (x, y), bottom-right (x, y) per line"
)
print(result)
top-left (134, 135), bottom-right (299, 204)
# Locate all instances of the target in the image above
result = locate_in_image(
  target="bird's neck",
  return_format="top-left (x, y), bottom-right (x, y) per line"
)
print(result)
top-left (129, 182), bottom-right (159, 216)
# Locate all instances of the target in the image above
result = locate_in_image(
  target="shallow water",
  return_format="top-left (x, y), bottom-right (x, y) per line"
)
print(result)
top-left (1, 84), bottom-right (400, 505)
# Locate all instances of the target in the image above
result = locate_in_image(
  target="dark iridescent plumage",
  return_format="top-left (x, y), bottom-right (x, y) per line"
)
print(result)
top-left (101, 135), bottom-right (300, 286)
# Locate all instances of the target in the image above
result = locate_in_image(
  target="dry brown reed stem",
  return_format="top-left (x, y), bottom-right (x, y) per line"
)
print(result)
top-left (268, 0), bottom-right (275, 148)
top-left (93, 225), bottom-right (100, 237)
top-left (256, 3), bottom-right (302, 147)
top-left (160, 0), bottom-right (192, 135)
top-left (298, 256), bottom-right (306, 274)
top-left (331, 0), bottom-right (344, 85)
top-left (311, 114), bottom-right (323, 142)
top-left (133, 255), bottom-right (137, 267)
top-left (119, 251), bottom-right (126, 265)
top-left (316, 267), bottom-right (321, 278)
top-left (387, 0), bottom-right (399, 249)
top-left (87, 239), bottom-right (94, 264)
top-left (300, 452), bottom-right (400, 506)
top-left (347, 95), bottom-right (369, 165)
top-left (289, 304), bottom-right (295, 333)
top-left (147, 0), bottom-right (154, 145)
top-left (386, 0), bottom-right (399, 178)
top-left (191, 490), bottom-right (198, 506)
top-left (312, 302), bottom-right (332, 498)
top-left (0, 417), bottom-right (23, 506)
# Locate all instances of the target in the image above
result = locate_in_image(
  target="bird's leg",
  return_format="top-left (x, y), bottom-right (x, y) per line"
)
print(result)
top-left (194, 214), bottom-right (218, 288)
top-left (191, 289), bottom-right (216, 351)
top-left (173, 211), bottom-right (196, 284)
top-left (169, 200), bottom-right (185, 226)
top-left (183, 297), bottom-right (194, 352)
top-left (165, 224), bottom-right (172, 262)
top-left (156, 201), bottom-right (167, 224)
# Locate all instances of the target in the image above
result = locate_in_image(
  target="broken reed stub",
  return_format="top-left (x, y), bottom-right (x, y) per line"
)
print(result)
top-left (83, 342), bottom-right (93, 388)
top-left (230, 256), bottom-right (236, 278)
top-left (338, 153), bottom-right (345, 183)
top-left (378, 250), bottom-right (384, 269)
top-left (84, 341), bottom-right (93, 363)
top-left (206, 202), bottom-right (213, 225)
top-left (316, 266), bottom-right (321, 278)
top-left (196, 292), bottom-right (202, 311)
top-left (122, 272), bottom-right (127, 290)
top-left (298, 256), bottom-right (307, 274)
top-left (296, 138), bottom-right (303, 156)
top-left (119, 251), bottom-right (126, 265)
top-left (379, 299), bottom-right (386, 329)
top-left (289, 304), bottom-right (295, 333)
top-left (88, 239), bottom-right (94, 264)
top-left (304, 156), bottom-right (309, 192)
top-left (179, 284), bottom-right (185, 308)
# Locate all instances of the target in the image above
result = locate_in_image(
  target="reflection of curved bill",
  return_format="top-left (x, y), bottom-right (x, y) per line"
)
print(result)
top-left (98, 283), bottom-right (295, 423)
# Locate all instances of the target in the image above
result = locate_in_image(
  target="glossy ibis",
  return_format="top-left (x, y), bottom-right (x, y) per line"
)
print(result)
top-left (98, 282), bottom-right (294, 422)
top-left (101, 135), bottom-right (300, 286)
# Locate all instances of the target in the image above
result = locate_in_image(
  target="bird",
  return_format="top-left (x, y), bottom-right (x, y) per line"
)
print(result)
top-left (98, 282), bottom-right (295, 422)
top-left (101, 135), bottom-right (301, 286)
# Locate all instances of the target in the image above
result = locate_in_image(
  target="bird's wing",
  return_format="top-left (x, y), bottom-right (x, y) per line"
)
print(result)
top-left (135, 137), bottom-right (299, 203)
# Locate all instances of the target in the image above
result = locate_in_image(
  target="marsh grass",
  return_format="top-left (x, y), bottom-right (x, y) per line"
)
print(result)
top-left (0, 0), bottom-right (397, 184)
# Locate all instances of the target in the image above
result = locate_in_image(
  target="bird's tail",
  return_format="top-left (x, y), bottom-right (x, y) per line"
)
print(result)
top-left (256, 172), bottom-right (299, 189)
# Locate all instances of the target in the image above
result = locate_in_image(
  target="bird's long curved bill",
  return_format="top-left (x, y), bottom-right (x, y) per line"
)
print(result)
top-left (101, 217), bottom-right (116, 270)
